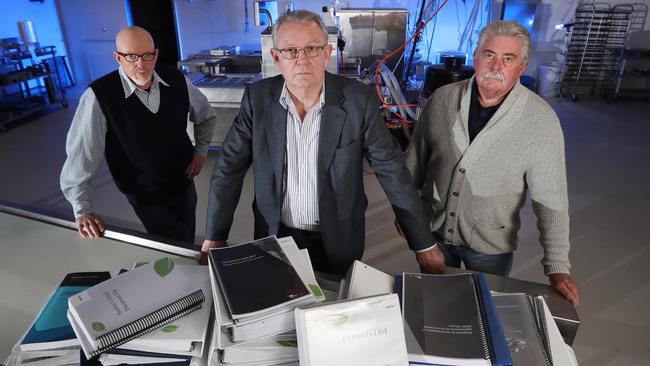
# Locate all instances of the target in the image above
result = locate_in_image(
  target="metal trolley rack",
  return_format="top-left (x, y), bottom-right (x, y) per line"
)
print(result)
top-left (559, 3), bottom-right (633, 101)
top-left (610, 3), bottom-right (650, 101)
top-left (0, 44), bottom-right (69, 131)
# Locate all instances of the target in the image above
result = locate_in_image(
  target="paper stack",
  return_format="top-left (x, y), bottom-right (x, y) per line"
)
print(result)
top-left (5, 263), bottom-right (213, 366)
top-left (94, 264), bottom-right (214, 366)
top-left (207, 236), bottom-right (324, 366)
top-left (4, 272), bottom-right (111, 366)
top-left (294, 293), bottom-right (408, 366)
top-left (395, 272), bottom-right (513, 366)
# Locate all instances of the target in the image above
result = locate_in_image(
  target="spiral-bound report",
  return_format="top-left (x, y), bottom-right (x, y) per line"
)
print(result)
top-left (67, 258), bottom-right (205, 359)
top-left (398, 272), bottom-right (512, 366)
top-left (492, 293), bottom-right (554, 366)
top-left (208, 236), bottom-right (313, 321)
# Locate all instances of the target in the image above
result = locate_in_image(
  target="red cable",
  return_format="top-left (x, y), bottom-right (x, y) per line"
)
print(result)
top-left (374, 0), bottom-right (450, 109)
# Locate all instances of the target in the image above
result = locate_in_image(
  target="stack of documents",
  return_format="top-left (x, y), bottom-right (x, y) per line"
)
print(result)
top-left (337, 260), bottom-right (394, 301)
top-left (4, 272), bottom-right (111, 366)
top-left (493, 293), bottom-right (579, 366)
top-left (5, 262), bottom-right (213, 366)
top-left (95, 264), bottom-right (214, 366)
top-left (395, 272), bottom-right (513, 366)
top-left (295, 293), bottom-right (408, 366)
top-left (207, 236), bottom-right (324, 366)
top-left (66, 257), bottom-right (206, 362)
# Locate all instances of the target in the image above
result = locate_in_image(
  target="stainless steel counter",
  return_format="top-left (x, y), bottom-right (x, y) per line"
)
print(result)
top-left (193, 73), bottom-right (261, 108)
top-left (0, 202), bottom-right (579, 363)
top-left (0, 202), bottom-right (200, 362)
top-left (186, 73), bottom-right (261, 147)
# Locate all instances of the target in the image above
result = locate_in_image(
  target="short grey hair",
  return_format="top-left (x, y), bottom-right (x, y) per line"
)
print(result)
top-left (271, 10), bottom-right (328, 47)
top-left (475, 20), bottom-right (531, 62)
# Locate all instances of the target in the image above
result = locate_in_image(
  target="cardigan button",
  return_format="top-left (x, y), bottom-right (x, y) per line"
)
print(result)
top-left (447, 228), bottom-right (454, 233)
top-left (452, 191), bottom-right (459, 197)
top-left (459, 168), bottom-right (466, 173)
top-left (449, 212), bottom-right (455, 217)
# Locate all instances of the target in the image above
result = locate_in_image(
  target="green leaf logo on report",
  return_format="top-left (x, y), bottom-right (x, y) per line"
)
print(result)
top-left (154, 257), bottom-right (175, 278)
top-left (328, 314), bottom-right (349, 326)
top-left (92, 322), bottom-right (105, 331)
top-left (162, 325), bottom-right (178, 333)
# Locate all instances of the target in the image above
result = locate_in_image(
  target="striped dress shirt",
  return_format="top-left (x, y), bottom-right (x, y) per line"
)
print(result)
top-left (279, 83), bottom-right (325, 232)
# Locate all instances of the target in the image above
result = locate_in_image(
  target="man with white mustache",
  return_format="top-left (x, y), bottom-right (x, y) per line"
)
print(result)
top-left (406, 20), bottom-right (580, 307)
top-left (61, 26), bottom-right (217, 243)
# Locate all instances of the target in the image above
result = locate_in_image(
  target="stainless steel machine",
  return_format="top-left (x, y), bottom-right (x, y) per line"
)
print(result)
top-left (178, 47), bottom-right (262, 77)
top-left (178, 49), bottom-right (262, 146)
top-left (337, 8), bottom-right (408, 77)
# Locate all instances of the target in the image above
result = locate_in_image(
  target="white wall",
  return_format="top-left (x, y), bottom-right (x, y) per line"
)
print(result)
top-left (55, 0), bottom-right (129, 85)
top-left (1, 0), bottom-right (67, 56)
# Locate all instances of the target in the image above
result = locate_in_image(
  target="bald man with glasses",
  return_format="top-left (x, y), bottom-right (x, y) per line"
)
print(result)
top-left (61, 26), bottom-right (217, 243)
top-left (200, 10), bottom-right (444, 276)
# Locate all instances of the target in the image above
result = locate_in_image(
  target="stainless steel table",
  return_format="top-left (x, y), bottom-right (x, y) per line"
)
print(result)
top-left (0, 202), bottom-right (580, 364)
top-left (0, 203), bottom-right (201, 362)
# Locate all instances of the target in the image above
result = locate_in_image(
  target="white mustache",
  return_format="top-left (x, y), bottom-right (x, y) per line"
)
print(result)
top-left (481, 71), bottom-right (504, 81)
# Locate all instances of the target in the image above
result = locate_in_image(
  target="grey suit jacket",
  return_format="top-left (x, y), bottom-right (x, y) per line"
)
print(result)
top-left (206, 72), bottom-right (433, 274)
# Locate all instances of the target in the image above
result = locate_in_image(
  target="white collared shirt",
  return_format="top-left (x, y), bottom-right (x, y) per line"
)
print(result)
top-left (117, 66), bottom-right (169, 113)
top-left (279, 83), bottom-right (325, 231)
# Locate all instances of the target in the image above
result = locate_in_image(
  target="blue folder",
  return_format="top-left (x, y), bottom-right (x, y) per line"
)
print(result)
top-left (472, 272), bottom-right (512, 366)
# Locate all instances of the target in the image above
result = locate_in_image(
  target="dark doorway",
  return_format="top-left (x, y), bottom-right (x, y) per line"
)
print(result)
top-left (128, 0), bottom-right (180, 68)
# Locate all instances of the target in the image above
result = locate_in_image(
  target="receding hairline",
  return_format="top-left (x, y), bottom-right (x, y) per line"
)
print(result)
top-left (115, 26), bottom-right (154, 50)
top-left (272, 10), bottom-right (328, 47)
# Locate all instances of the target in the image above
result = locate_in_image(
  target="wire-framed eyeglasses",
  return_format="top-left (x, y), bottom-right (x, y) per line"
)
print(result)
top-left (273, 45), bottom-right (328, 59)
top-left (116, 51), bottom-right (157, 62)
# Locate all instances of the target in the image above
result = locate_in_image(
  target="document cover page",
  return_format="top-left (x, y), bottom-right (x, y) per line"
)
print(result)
top-left (402, 273), bottom-right (489, 365)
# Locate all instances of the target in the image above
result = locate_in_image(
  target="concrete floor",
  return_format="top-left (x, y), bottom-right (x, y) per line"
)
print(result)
top-left (0, 84), bottom-right (648, 365)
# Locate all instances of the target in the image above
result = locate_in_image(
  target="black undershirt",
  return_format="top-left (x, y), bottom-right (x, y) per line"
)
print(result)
top-left (468, 79), bottom-right (509, 143)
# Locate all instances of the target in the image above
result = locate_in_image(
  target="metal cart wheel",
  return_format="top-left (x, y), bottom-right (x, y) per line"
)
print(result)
top-left (571, 92), bottom-right (578, 102)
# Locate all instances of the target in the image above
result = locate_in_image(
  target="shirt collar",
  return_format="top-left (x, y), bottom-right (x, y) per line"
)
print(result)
top-left (118, 66), bottom-right (169, 98)
top-left (279, 82), bottom-right (326, 111)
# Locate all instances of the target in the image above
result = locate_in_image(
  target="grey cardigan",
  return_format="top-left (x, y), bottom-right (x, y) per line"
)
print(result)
top-left (406, 77), bottom-right (571, 275)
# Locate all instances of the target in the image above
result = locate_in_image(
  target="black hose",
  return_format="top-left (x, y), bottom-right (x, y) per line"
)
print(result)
top-left (402, 0), bottom-right (428, 90)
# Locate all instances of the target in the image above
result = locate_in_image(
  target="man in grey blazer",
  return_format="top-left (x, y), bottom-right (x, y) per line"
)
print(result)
top-left (200, 10), bottom-right (444, 275)
top-left (407, 20), bottom-right (580, 306)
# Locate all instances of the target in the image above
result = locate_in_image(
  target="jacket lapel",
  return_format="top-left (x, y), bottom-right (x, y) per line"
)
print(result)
top-left (264, 78), bottom-right (288, 198)
top-left (317, 73), bottom-right (347, 197)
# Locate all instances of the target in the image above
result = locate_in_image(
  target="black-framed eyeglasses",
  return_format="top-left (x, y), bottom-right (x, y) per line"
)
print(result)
top-left (273, 45), bottom-right (327, 59)
top-left (116, 51), bottom-right (156, 62)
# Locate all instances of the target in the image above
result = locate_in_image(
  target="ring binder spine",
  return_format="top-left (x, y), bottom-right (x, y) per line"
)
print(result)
top-left (209, 256), bottom-right (234, 319)
top-left (91, 290), bottom-right (205, 357)
top-left (470, 278), bottom-right (491, 361)
top-left (533, 296), bottom-right (553, 366)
